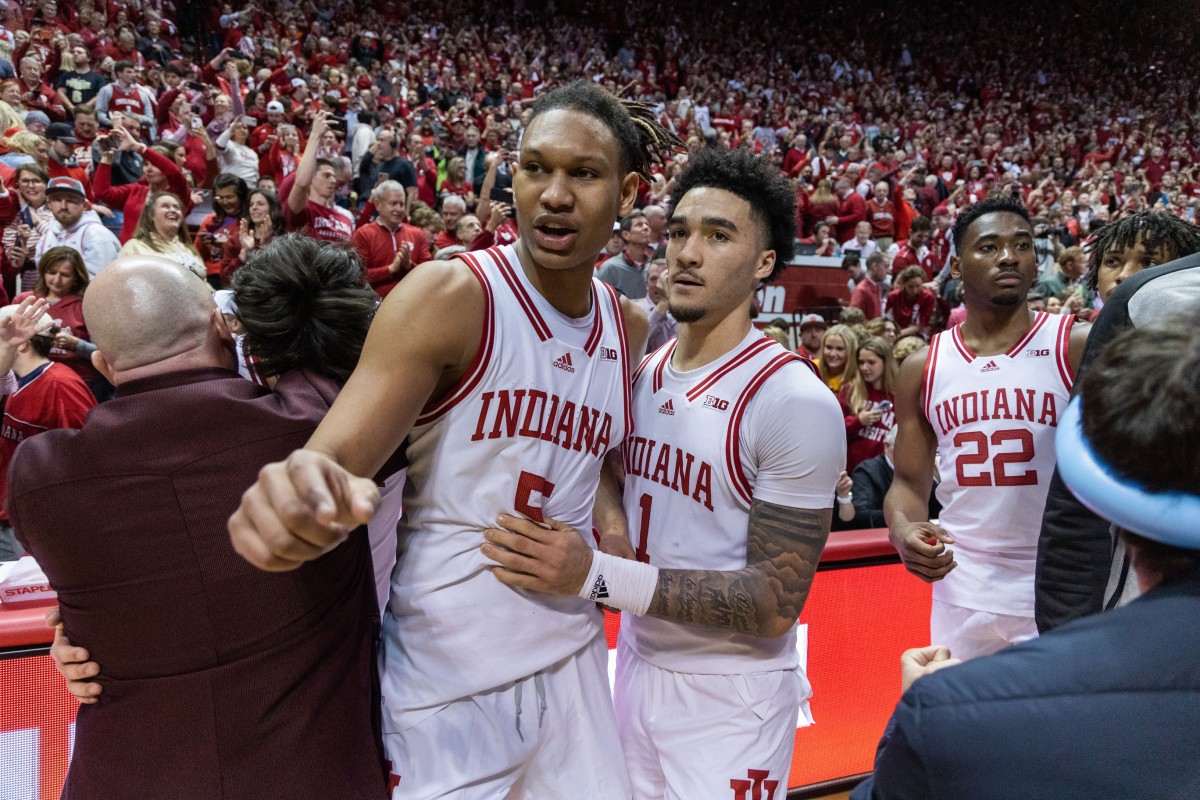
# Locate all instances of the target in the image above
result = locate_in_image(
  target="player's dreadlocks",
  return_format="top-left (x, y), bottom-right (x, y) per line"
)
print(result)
top-left (1083, 211), bottom-right (1200, 292)
top-left (529, 81), bottom-right (684, 182)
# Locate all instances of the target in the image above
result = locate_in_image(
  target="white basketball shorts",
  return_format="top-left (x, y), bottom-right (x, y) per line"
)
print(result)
top-left (613, 644), bottom-right (811, 800)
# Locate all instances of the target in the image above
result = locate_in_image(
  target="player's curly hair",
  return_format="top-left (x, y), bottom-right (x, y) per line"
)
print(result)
top-left (232, 233), bottom-right (377, 383)
top-left (951, 194), bottom-right (1031, 251)
top-left (529, 81), bottom-right (684, 183)
top-left (1082, 211), bottom-right (1200, 292)
top-left (668, 146), bottom-right (797, 279)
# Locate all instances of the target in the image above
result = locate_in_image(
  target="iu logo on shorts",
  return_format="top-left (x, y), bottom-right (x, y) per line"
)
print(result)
top-left (730, 768), bottom-right (778, 800)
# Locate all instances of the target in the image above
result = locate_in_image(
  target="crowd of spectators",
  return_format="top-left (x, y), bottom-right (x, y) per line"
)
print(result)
top-left (0, 0), bottom-right (1195, 530)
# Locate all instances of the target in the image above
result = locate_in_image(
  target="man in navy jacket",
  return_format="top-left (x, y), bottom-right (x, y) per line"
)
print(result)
top-left (853, 311), bottom-right (1200, 800)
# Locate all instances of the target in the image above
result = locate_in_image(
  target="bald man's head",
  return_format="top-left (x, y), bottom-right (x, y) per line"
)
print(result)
top-left (84, 256), bottom-right (226, 375)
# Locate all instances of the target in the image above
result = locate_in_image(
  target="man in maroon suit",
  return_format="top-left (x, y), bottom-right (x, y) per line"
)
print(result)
top-left (10, 244), bottom-right (387, 800)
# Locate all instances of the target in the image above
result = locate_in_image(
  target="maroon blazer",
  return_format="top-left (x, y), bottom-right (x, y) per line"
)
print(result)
top-left (9, 368), bottom-right (387, 800)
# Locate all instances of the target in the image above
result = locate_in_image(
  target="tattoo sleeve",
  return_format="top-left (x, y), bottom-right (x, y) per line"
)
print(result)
top-left (648, 500), bottom-right (832, 637)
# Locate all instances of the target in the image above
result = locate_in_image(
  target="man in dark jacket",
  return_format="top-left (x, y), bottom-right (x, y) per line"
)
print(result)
top-left (853, 314), bottom-right (1200, 800)
top-left (11, 245), bottom-right (388, 799)
top-left (1036, 250), bottom-right (1200, 632)
top-left (847, 426), bottom-right (940, 529)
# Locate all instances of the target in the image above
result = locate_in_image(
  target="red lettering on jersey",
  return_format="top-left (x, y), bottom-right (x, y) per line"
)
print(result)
top-left (470, 389), bottom-right (612, 456)
top-left (624, 435), bottom-right (715, 511)
top-left (933, 387), bottom-right (1059, 436)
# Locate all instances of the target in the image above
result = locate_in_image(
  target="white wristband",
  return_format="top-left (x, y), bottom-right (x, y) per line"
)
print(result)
top-left (578, 549), bottom-right (659, 616)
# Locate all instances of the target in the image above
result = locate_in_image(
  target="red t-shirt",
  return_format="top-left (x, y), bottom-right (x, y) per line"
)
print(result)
top-left (286, 200), bottom-right (355, 243)
top-left (865, 199), bottom-right (896, 238)
top-left (0, 362), bottom-right (95, 520)
top-left (886, 287), bottom-right (936, 334)
top-left (839, 385), bottom-right (895, 474)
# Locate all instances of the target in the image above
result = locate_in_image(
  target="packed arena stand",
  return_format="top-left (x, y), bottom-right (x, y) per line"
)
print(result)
top-left (0, 0), bottom-right (1197, 797)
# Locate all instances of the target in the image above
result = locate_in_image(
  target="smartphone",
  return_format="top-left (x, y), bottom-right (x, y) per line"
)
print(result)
top-left (191, 117), bottom-right (202, 130)
top-left (876, 400), bottom-right (893, 413)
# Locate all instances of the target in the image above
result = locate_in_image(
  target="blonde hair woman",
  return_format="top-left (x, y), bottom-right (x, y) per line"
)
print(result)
top-left (818, 323), bottom-right (859, 392)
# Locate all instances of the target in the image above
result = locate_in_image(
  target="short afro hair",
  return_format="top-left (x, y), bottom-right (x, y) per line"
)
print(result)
top-left (232, 233), bottom-right (378, 384)
top-left (952, 194), bottom-right (1032, 251)
top-left (669, 147), bottom-right (796, 280)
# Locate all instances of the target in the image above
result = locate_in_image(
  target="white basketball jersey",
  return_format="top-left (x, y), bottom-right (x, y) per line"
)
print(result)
top-left (619, 330), bottom-right (825, 675)
top-left (379, 245), bottom-right (633, 715)
top-left (923, 311), bottom-right (1075, 616)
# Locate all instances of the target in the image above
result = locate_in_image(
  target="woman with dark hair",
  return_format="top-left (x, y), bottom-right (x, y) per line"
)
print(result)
top-left (13, 245), bottom-right (111, 398)
top-left (194, 173), bottom-right (249, 288)
top-left (220, 188), bottom-right (285, 286)
top-left (117, 191), bottom-right (206, 281)
top-left (2, 163), bottom-right (52, 296)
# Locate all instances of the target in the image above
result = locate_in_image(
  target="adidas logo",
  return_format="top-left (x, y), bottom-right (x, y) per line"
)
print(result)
top-left (659, 399), bottom-right (675, 415)
top-left (588, 574), bottom-right (610, 601)
top-left (553, 352), bottom-right (575, 373)
top-left (980, 360), bottom-right (1000, 373)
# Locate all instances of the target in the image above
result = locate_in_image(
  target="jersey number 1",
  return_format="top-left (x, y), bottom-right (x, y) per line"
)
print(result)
top-left (953, 429), bottom-right (1038, 487)
top-left (635, 493), bottom-right (653, 564)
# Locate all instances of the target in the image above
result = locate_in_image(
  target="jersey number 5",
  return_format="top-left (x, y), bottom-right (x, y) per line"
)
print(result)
top-left (514, 470), bottom-right (556, 523)
top-left (953, 429), bottom-right (1038, 487)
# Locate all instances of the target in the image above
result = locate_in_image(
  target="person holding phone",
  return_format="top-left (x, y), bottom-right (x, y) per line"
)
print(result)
top-left (840, 336), bottom-right (898, 473)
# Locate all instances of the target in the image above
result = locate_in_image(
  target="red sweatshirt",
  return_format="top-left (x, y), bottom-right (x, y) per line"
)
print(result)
top-left (92, 147), bottom-right (192, 243)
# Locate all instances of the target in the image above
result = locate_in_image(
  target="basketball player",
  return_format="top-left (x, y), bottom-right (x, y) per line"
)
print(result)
top-left (228, 82), bottom-right (683, 799)
top-left (885, 195), bottom-right (1090, 661)
top-left (482, 148), bottom-right (844, 798)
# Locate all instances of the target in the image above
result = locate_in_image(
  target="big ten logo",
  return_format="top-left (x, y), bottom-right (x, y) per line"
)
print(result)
top-left (730, 769), bottom-right (778, 800)
top-left (756, 285), bottom-right (787, 315)
top-left (1026, 348), bottom-right (1050, 357)
top-left (703, 395), bottom-right (730, 411)
top-left (599, 346), bottom-right (619, 362)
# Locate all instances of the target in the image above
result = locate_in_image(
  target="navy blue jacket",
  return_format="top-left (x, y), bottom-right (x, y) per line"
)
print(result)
top-left (853, 567), bottom-right (1200, 800)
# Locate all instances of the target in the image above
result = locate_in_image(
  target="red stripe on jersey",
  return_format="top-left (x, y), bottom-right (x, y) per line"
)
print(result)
top-left (632, 351), bottom-right (656, 384)
top-left (583, 283), bottom-right (605, 356)
top-left (604, 282), bottom-right (634, 440)
top-left (415, 254), bottom-right (495, 425)
top-left (653, 341), bottom-right (678, 394)
top-left (486, 247), bottom-right (552, 341)
top-left (725, 352), bottom-right (805, 505)
top-left (686, 337), bottom-right (775, 403)
top-left (1006, 311), bottom-right (1049, 357)
top-left (949, 325), bottom-right (974, 362)
top-left (922, 334), bottom-right (941, 424)
top-left (1055, 313), bottom-right (1076, 390)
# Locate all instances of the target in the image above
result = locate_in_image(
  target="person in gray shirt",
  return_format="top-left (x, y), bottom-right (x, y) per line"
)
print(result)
top-left (596, 209), bottom-right (652, 299)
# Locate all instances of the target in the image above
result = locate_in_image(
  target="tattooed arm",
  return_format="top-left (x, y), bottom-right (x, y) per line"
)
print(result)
top-left (648, 501), bottom-right (831, 637)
